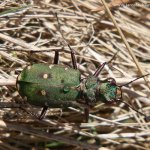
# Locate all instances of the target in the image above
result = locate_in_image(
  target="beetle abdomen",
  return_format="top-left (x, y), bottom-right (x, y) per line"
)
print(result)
top-left (16, 64), bottom-right (81, 107)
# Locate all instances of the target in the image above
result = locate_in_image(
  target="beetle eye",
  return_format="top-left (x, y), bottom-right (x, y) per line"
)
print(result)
top-left (107, 78), bottom-right (116, 85)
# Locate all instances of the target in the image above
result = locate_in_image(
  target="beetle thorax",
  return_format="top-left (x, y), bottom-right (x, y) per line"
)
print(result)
top-left (81, 77), bottom-right (119, 104)
top-left (81, 76), bottom-right (99, 104)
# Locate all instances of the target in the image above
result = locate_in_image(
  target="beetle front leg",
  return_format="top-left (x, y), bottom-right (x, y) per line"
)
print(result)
top-left (93, 51), bottom-right (119, 77)
top-left (53, 50), bottom-right (59, 64)
top-left (93, 62), bottom-right (107, 77)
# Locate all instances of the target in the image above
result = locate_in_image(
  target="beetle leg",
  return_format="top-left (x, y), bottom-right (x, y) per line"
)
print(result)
top-left (19, 106), bottom-right (39, 119)
top-left (76, 99), bottom-right (90, 122)
top-left (93, 62), bottom-right (107, 77)
top-left (68, 44), bottom-right (78, 69)
top-left (84, 107), bottom-right (89, 122)
top-left (53, 50), bottom-right (59, 64)
top-left (93, 51), bottom-right (120, 77)
top-left (38, 106), bottom-right (48, 120)
top-left (20, 106), bottom-right (48, 120)
top-left (55, 13), bottom-right (77, 69)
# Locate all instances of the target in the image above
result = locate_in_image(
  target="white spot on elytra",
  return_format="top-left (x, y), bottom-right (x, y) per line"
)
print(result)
top-left (65, 67), bottom-right (68, 71)
top-left (41, 90), bottom-right (46, 96)
top-left (49, 65), bottom-right (54, 69)
top-left (27, 66), bottom-right (31, 70)
top-left (43, 73), bottom-right (48, 79)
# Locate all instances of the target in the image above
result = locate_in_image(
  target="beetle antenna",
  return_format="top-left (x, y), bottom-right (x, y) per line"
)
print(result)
top-left (107, 50), bottom-right (120, 64)
top-left (55, 13), bottom-right (65, 40)
top-left (117, 99), bottom-right (150, 121)
top-left (117, 88), bottom-right (150, 121)
top-left (118, 74), bottom-right (150, 87)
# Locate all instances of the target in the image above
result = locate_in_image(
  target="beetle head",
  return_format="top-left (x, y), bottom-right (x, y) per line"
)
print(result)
top-left (97, 74), bottom-right (150, 121)
top-left (97, 78), bottom-right (122, 103)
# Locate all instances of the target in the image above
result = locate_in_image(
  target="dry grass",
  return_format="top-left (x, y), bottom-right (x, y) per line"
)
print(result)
top-left (0, 0), bottom-right (150, 150)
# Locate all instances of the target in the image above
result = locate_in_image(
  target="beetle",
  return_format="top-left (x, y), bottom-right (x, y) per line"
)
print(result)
top-left (16, 42), bottom-right (150, 122)
top-left (12, 13), bottom-right (149, 122)
top-left (16, 47), bottom-right (108, 120)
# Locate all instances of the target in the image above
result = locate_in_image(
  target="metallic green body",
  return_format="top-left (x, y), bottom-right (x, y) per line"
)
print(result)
top-left (17, 64), bottom-right (118, 108)
top-left (17, 64), bottom-right (81, 108)
top-left (98, 82), bottom-right (118, 102)
top-left (15, 60), bottom-right (149, 121)
top-left (83, 77), bottom-right (118, 103)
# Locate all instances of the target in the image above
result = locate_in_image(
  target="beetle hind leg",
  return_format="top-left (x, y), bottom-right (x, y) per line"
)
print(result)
top-left (68, 44), bottom-right (78, 69)
top-left (84, 107), bottom-right (89, 123)
top-left (19, 106), bottom-right (48, 120)
top-left (38, 106), bottom-right (48, 120)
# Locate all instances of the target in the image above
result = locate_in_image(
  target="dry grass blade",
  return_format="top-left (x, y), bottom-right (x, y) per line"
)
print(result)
top-left (93, 0), bottom-right (136, 12)
top-left (0, 120), bottom-right (98, 150)
top-left (100, 0), bottom-right (150, 89)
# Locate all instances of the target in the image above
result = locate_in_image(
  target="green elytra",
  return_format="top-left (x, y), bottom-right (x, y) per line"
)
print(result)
top-left (17, 64), bottom-right (81, 108)
top-left (17, 63), bottom-right (118, 108)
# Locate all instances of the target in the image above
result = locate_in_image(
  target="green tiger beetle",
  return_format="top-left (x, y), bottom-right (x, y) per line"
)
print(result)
top-left (2, 13), bottom-right (150, 122)
top-left (16, 44), bottom-right (150, 122)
